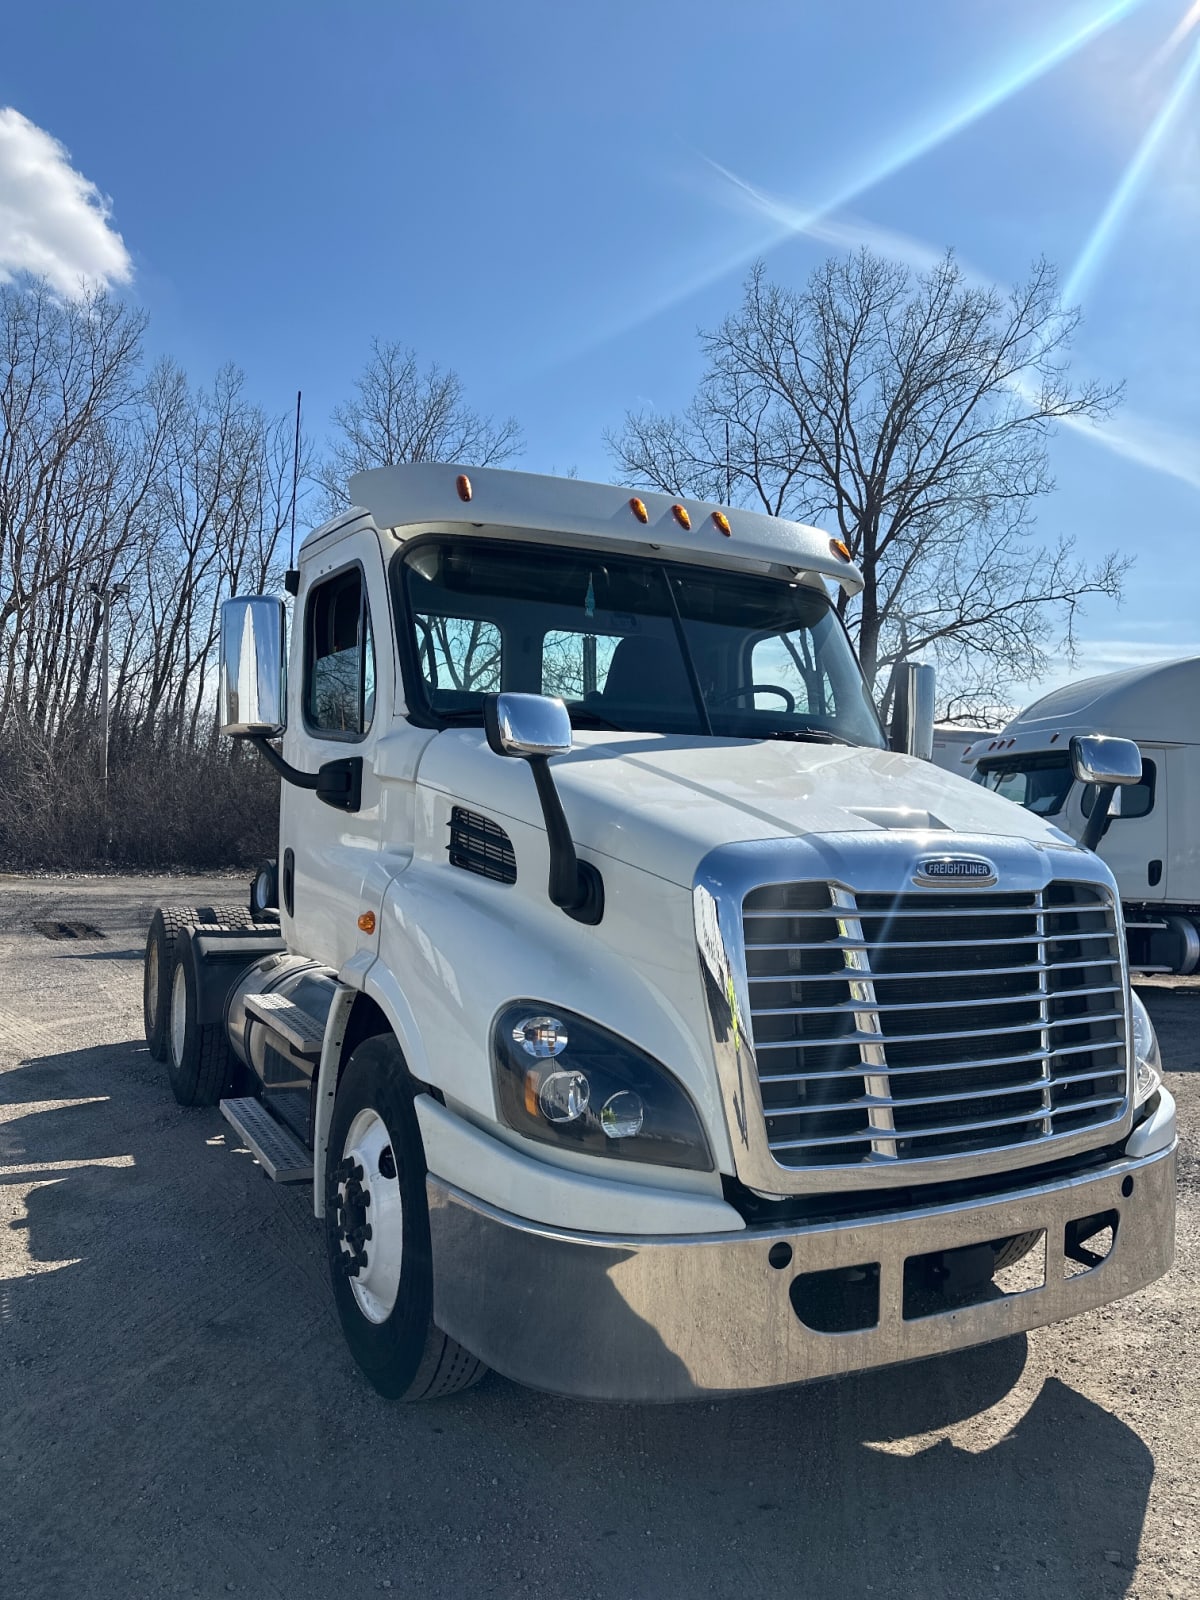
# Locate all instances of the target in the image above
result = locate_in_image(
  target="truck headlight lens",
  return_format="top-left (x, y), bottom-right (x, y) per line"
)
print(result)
top-left (513, 1015), bottom-right (569, 1058)
top-left (493, 1003), bottom-right (713, 1171)
top-left (1130, 990), bottom-right (1162, 1109)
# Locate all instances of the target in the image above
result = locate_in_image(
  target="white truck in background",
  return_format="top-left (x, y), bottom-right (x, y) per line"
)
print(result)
top-left (931, 724), bottom-right (994, 776)
top-left (969, 658), bottom-right (1200, 976)
top-left (141, 464), bottom-right (1175, 1402)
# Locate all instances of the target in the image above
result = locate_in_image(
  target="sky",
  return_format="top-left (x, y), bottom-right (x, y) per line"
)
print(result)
top-left (1, 0), bottom-right (1197, 709)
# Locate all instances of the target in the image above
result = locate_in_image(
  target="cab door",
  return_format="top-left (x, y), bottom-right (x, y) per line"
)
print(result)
top-left (280, 528), bottom-right (394, 967)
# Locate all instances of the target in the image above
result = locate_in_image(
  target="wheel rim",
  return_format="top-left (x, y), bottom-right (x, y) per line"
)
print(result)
top-left (169, 961), bottom-right (187, 1068)
top-left (146, 939), bottom-right (159, 1020)
top-left (336, 1107), bottom-right (403, 1324)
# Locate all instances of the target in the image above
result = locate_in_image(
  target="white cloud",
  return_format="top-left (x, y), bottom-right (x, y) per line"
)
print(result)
top-left (0, 108), bottom-right (132, 297)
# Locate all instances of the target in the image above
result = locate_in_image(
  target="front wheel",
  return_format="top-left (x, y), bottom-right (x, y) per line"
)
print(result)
top-left (324, 1036), bottom-right (485, 1400)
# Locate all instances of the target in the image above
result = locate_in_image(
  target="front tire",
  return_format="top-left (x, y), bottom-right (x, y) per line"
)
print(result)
top-left (324, 1036), bottom-right (485, 1400)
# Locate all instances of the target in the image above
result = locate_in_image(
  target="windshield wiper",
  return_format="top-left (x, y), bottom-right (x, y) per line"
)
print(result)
top-left (567, 710), bottom-right (625, 731)
top-left (763, 726), bottom-right (855, 746)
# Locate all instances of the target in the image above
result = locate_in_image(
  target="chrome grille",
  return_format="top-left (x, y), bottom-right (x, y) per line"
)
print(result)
top-left (742, 882), bottom-right (1128, 1170)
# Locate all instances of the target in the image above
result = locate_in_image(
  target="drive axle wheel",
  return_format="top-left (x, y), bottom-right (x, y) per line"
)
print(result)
top-left (165, 928), bottom-right (236, 1107)
top-left (144, 902), bottom-right (261, 1061)
top-left (324, 1036), bottom-right (485, 1400)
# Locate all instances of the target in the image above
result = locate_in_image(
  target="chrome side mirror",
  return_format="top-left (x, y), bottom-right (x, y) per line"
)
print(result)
top-left (1071, 734), bottom-right (1142, 853)
top-left (482, 692), bottom-right (601, 924)
top-left (889, 662), bottom-right (936, 760)
top-left (1069, 734), bottom-right (1142, 787)
top-left (219, 597), bottom-right (287, 737)
top-left (484, 692), bottom-right (572, 759)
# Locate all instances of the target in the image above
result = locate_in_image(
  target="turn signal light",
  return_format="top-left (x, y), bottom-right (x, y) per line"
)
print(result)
top-left (671, 504), bottom-right (691, 529)
top-left (712, 511), bottom-right (731, 536)
top-left (456, 473), bottom-right (472, 502)
top-left (629, 497), bottom-right (649, 524)
top-left (357, 911), bottom-right (376, 934)
top-left (830, 538), bottom-right (852, 561)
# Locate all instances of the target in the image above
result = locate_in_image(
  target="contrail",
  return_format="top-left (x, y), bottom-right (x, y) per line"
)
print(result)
top-left (1063, 30), bottom-right (1200, 304)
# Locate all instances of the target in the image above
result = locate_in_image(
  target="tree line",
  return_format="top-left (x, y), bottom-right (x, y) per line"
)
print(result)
top-left (0, 249), bottom-right (1125, 867)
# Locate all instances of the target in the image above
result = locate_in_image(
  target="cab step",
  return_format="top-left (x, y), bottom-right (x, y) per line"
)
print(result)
top-left (244, 990), bottom-right (326, 1059)
top-left (220, 1096), bottom-right (313, 1183)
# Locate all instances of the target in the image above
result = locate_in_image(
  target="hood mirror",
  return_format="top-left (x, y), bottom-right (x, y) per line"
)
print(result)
top-left (483, 694), bottom-right (602, 925)
top-left (485, 692), bottom-right (573, 760)
top-left (1070, 734), bottom-right (1142, 852)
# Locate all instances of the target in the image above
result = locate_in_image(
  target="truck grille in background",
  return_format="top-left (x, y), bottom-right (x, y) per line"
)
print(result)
top-left (742, 883), bottom-right (1128, 1170)
top-left (447, 808), bottom-right (517, 884)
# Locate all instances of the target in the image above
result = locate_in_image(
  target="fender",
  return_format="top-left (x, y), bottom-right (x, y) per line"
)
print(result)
top-left (311, 950), bottom-right (436, 1217)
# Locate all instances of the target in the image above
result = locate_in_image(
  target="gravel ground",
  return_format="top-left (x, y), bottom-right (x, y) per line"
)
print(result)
top-left (0, 873), bottom-right (1196, 1600)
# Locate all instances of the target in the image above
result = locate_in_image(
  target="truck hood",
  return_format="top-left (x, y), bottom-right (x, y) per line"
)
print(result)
top-left (418, 731), bottom-right (1080, 889)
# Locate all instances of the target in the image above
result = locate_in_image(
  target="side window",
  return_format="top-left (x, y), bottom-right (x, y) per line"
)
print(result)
top-left (541, 630), bottom-right (622, 699)
top-left (1081, 758), bottom-right (1156, 820)
top-left (305, 566), bottom-right (374, 736)
top-left (415, 616), bottom-right (501, 698)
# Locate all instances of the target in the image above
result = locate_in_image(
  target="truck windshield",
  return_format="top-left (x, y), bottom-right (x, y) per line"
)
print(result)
top-left (398, 538), bottom-right (885, 747)
top-left (973, 752), bottom-right (1074, 816)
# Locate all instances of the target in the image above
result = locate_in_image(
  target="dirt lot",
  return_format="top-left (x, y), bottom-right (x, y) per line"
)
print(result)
top-left (0, 874), bottom-right (1197, 1600)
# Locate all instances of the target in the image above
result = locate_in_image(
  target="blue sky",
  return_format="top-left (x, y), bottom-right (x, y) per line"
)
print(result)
top-left (1, 0), bottom-right (1197, 706)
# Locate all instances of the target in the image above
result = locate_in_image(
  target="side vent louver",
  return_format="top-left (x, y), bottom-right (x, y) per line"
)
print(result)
top-left (448, 807), bottom-right (517, 884)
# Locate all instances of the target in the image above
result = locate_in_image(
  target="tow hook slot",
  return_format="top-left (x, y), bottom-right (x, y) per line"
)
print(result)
top-left (790, 1262), bottom-right (880, 1333)
top-left (1065, 1209), bottom-right (1119, 1272)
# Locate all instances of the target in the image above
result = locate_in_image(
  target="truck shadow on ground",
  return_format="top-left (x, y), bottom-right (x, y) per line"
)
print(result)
top-left (0, 1042), bottom-right (1154, 1600)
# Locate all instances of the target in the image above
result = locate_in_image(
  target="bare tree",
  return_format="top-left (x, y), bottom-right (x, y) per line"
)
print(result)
top-left (608, 251), bottom-right (1128, 707)
top-left (317, 340), bottom-right (522, 515)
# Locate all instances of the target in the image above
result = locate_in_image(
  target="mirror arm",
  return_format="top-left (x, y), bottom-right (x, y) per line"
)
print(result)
top-left (248, 736), bottom-right (363, 813)
top-left (527, 756), bottom-right (604, 924)
top-left (249, 735), bottom-right (319, 790)
top-left (1080, 783), bottom-right (1116, 853)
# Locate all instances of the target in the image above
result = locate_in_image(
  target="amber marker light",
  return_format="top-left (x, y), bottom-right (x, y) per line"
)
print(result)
top-left (830, 538), bottom-right (852, 562)
top-left (671, 504), bottom-right (691, 529)
top-left (629, 497), bottom-right (649, 523)
top-left (523, 1071), bottom-right (541, 1118)
top-left (712, 511), bottom-right (731, 536)
top-left (357, 911), bottom-right (376, 934)
top-left (456, 473), bottom-right (473, 502)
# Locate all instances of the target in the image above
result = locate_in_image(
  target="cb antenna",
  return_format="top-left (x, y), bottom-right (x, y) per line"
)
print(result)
top-left (288, 389), bottom-right (302, 569)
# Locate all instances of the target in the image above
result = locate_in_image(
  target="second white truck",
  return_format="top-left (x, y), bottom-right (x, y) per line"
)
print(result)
top-left (969, 657), bottom-right (1200, 974)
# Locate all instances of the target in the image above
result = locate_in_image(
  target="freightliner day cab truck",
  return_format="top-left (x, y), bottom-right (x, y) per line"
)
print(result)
top-left (967, 658), bottom-right (1200, 976)
top-left (142, 464), bottom-right (1176, 1402)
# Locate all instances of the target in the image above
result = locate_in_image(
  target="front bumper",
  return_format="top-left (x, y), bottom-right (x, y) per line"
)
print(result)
top-left (428, 1140), bottom-right (1175, 1401)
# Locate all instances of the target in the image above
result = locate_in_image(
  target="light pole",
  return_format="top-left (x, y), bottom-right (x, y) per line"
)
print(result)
top-left (88, 581), bottom-right (129, 805)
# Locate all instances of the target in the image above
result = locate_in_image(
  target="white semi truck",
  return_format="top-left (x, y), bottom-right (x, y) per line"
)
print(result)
top-left (969, 658), bottom-right (1200, 975)
top-left (142, 464), bottom-right (1176, 1402)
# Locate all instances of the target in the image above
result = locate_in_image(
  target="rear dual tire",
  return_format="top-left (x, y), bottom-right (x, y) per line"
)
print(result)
top-left (164, 928), bottom-right (237, 1107)
top-left (143, 903), bottom-right (258, 1062)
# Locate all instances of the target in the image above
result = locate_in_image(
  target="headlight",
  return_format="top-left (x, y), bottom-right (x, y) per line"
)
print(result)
top-left (1129, 990), bottom-right (1162, 1108)
top-left (492, 1003), bottom-right (713, 1172)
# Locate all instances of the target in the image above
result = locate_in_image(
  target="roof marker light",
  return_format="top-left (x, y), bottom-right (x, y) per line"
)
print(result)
top-left (671, 504), bottom-right (691, 530)
top-left (712, 511), bottom-right (731, 537)
top-left (629, 497), bottom-right (649, 524)
top-left (830, 538), bottom-right (852, 562)
top-left (456, 473), bottom-right (473, 502)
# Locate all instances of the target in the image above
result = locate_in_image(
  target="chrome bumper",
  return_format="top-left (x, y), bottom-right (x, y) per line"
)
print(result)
top-left (427, 1142), bottom-right (1175, 1401)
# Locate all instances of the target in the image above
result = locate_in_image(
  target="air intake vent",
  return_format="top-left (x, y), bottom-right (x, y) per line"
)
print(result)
top-left (448, 807), bottom-right (517, 884)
